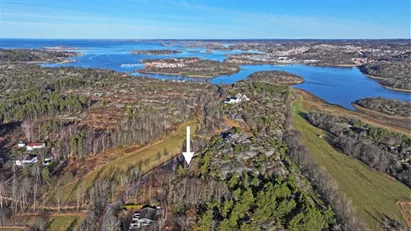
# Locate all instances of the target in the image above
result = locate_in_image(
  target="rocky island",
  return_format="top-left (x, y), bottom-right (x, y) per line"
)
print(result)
top-left (137, 57), bottom-right (240, 78)
top-left (130, 49), bottom-right (182, 55)
top-left (248, 70), bottom-right (305, 84)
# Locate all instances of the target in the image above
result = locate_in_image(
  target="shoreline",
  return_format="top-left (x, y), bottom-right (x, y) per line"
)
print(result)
top-left (137, 70), bottom-right (239, 79)
top-left (252, 80), bottom-right (304, 85)
top-left (381, 85), bottom-right (411, 93)
top-left (130, 49), bottom-right (182, 55)
top-left (361, 74), bottom-right (411, 92)
top-left (352, 103), bottom-right (411, 121)
top-left (363, 74), bottom-right (387, 80)
top-left (294, 88), bottom-right (411, 136)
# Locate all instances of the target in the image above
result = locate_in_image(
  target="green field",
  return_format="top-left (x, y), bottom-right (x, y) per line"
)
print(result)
top-left (49, 120), bottom-right (199, 203)
top-left (293, 98), bottom-right (410, 230)
top-left (47, 215), bottom-right (80, 231)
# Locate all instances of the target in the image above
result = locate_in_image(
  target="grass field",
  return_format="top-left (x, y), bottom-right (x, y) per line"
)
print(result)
top-left (293, 97), bottom-right (411, 230)
top-left (47, 215), bottom-right (80, 231)
top-left (49, 119), bottom-right (199, 204)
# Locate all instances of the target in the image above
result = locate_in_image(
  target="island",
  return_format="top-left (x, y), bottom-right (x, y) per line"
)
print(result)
top-left (247, 70), bottom-right (304, 84)
top-left (137, 57), bottom-right (240, 78)
top-left (130, 49), bottom-right (182, 55)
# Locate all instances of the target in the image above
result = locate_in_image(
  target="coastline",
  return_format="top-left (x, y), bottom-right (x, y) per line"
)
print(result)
top-left (381, 85), bottom-right (411, 93)
top-left (252, 79), bottom-right (304, 85)
top-left (362, 74), bottom-right (411, 93)
top-left (308, 63), bottom-right (357, 68)
top-left (293, 88), bottom-right (411, 136)
top-left (363, 74), bottom-right (387, 80)
top-left (137, 70), bottom-right (239, 78)
top-left (130, 49), bottom-right (182, 55)
top-left (335, 64), bottom-right (357, 67)
top-left (352, 103), bottom-right (411, 121)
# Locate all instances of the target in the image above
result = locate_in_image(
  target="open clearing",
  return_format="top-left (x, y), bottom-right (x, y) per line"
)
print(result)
top-left (47, 215), bottom-right (81, 231)
top-left (293, 95), bottom-right (411, 230)
top-left (48, 119), bottom-right (199, 204)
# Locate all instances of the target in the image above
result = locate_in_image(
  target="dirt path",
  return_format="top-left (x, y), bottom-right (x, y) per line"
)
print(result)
top-left (352, 103), bottom-right (411, 121)
top-left (398, 201), bottom-right (411, 227)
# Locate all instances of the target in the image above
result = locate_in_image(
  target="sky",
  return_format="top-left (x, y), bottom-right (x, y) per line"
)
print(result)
top-left (0, 0), bottom-right (409, 39)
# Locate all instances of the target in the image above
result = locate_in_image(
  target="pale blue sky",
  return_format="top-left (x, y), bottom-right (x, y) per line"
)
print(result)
top-left (0, 0), bottom-right (409, 39)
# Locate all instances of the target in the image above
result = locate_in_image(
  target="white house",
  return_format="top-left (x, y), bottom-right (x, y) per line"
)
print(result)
top-left (17, 142), bottom-right (26, 148)
top-left (224, 93), bottom-right (250, 104)
top-left (26, 143), bottom-right (45, 151)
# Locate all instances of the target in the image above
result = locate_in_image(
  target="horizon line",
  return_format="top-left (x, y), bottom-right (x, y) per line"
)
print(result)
top-left (0, 38), bottom-right (410, 41)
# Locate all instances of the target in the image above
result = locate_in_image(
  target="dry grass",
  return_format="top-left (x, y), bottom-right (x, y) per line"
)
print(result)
top-left (48, 119), bottom-right (199, 204)
top-left (398, 202), bottom-right (411, 227)
top-left (293, 94), bottom-right (411, 230)
top-left (47, 215), bottom-right (81, 231)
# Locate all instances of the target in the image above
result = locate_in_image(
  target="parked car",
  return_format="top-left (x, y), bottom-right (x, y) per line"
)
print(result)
top-left (129, 220), bottom-right (138, 230)
top-left (15, 154), bottom-right (38, 166)
top-left (132, 213), bottom-right (140, 221)
top-left (42, 157), bottom-right (52, 166)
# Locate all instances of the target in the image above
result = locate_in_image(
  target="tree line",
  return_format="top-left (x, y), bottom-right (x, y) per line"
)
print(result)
top-left (308, 112), bottom-right (411, 188)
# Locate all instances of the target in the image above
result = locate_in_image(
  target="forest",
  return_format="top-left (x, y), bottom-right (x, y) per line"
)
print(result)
top-left (0, 61), bottom-right (220, 229)
top-left (0, 49), bottom-right (78, 63)
top-left (113, 80), bottom-right (345, 231)
top-left (138, 58), bottom-right (240, 78)
top-left (308, 112), bottom-right (411, 188)
top-left (358, 62), bottom-right (411, 91)
top-left (247, 70), bottom-right (304, 84)
top-left (0, 47), bottom-right (409, 230)
top-left (354, 97), bottom-right (411, 117)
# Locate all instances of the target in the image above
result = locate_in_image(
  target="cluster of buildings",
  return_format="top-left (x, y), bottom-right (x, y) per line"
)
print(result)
top-left (14, 142), bottom-right (52, 166)
top-left (271, 46), bottom-right (310, 56)
top-left (352, 57), bottom-right (369, 65)
top-left (231, 53), bottom-right (317, 64)
top-left (144, 58), bottom-right (199, 68)
top-left (224, 93), bottom-right (250, 104)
